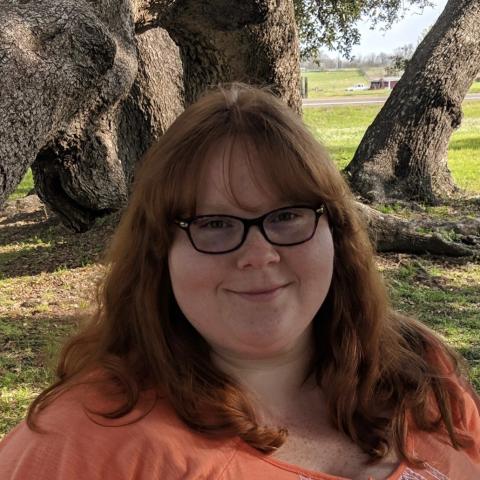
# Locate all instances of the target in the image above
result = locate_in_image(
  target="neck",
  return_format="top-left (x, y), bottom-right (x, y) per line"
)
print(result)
top-left (211, 328), bottom-right (316, 420)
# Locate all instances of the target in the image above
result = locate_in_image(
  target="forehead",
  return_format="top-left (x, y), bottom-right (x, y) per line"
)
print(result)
top-left (195, 137), bottom-right (282, 213)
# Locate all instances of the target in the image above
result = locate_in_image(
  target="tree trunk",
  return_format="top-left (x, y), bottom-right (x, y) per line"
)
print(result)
top-left (1, 0), bottom-right (301, 231)
top-left (0, 0), bottom-right (140, 231)
top-left (136, 0), bottom-right (301, 111)
top-left (355, 203), bottom-right (474, 257)
top-left (117, 27), bottom-right (185, 188)
top-left (345, 0), bottom-right (480, 204)
top-left (0, 0), bottom-right (136, 210)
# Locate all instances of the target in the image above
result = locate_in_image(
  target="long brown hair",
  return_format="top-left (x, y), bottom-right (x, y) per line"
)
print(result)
top-left (28, 83), bottom-right (474, 464)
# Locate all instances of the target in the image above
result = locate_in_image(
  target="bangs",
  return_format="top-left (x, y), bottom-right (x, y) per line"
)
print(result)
top-left (241, 129), bottom-right (325, 206)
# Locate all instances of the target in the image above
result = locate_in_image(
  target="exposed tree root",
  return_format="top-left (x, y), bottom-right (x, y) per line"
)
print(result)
top-left (356, 203), bottom-right (478, 257)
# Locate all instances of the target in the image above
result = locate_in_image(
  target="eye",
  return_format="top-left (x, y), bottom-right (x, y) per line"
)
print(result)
top-left (194, 217), bottom-right (235, 229)
top-left (270, 210), bottom-right (300, 223)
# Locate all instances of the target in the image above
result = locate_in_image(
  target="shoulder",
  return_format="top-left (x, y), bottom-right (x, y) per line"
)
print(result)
top-left (419, 342), bottom-right (480, 459)
top-left (0, 382), bottom-right (239, 479)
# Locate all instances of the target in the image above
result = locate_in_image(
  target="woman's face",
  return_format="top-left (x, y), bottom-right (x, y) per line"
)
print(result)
top-left (168, 140), bottom-right (334, 361)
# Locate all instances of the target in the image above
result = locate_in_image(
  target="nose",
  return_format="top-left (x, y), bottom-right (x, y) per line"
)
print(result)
top-left (235, 226), bottom-right (280, 269)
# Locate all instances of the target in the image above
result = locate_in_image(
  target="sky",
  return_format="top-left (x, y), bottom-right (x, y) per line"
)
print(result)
top-left (349, 0), bottom-right (448, 58)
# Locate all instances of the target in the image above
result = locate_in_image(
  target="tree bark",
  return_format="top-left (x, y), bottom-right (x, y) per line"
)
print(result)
top-left (117, 27), bottom-right (185, 188)
top-left (135, 0), bottom-right (301, 111)
top-left (1, 0), bottom-right (301, 231)
top-left (355, 203), bottom-right (475, 257)
top-left (345, 0), bottom-right (480, 204)
top-left (0, 0), bottom-right (139, 231)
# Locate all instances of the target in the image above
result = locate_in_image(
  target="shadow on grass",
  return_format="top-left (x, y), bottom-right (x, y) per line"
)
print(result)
top-left (0, 209), bottom-right (50, 226)
top-left (0, 313), bottom-right (79, 437)
top-left (0, 210), bottom-right (116, 278)
top-left (0, 241), bottom-right (100, 278)
top-left (443, 196), bottom-right (480, 212)
top-left (384, 255), bottom-right (480, 389)
top-left (1, 313), bottom-right (79, 370)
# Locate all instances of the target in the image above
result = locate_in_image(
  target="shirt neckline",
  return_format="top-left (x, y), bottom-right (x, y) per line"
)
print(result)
top-left (237, 438), bottom-right (410, 480)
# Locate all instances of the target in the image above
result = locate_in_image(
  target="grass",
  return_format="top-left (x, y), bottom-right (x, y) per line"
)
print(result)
top-left (0, 314), bottom-right (77, 435)
top-left (303, 68), bottom-right (393, 98)
top-left (469, 82), bottom-right (480, 94)
top-left (303, 68), bottom-right (480, 99)
top-left (379, 257), bottom-right (480, 391)
top-left (0, 200), bottom-right (113, 437)
top-left (8, 169), bottom-right (33, 201)
top-left (303, 100), bottom-right (480, 192)
top-left (304, 103), bottom-right (378, 169)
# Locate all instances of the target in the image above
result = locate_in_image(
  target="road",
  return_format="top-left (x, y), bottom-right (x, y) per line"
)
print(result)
top-left (303, 93), bottom-right (480, 107)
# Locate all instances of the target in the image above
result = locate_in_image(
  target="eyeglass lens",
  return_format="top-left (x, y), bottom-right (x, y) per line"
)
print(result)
top-left (189, 207), bottom-right (317, 253)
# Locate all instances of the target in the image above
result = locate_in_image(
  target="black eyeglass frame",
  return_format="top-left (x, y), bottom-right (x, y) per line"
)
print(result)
top-left (174, 204), bottom-right (326, 254)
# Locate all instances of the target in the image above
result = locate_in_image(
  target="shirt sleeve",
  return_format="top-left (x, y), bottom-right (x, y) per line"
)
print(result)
top-left (426, 345), bottom-right (480, 462)
top-left (0, 419), bottom-right (181, 480)
top-left (0, 385), bottom-right (239, 479)
top-left (0, 386), bottom-right (184, 480)
top-left (456, 376), bottom-right (480, 462)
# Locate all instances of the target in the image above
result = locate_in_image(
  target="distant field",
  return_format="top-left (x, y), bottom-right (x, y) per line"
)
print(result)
top-left (303, 68), bottom-right (480, 99)
top-left (302, 69), bottom-right (385, 98)
top-left (303, 100), bottom-right (480, 193)
top-left (469, 82), bottom-right (480, 93)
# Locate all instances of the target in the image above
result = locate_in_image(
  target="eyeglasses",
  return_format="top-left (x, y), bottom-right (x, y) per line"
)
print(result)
top-left (174, 205), bottom-right (325, 254)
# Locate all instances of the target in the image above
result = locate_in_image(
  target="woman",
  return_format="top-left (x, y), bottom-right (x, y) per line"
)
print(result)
top-left (0, 83), bottom-right (479, 479)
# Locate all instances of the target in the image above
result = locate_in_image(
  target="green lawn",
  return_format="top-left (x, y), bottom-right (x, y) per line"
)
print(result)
top-left (469, 82), bottom-right (480, 93)
top-left (379, 256), bottom-right (480, 392)
top-left (303, 68), bottom-right (480, 99)
top-left (303, 100), bottom-right (480, 193)
top-left (303, 68), bottom-right (387, 98)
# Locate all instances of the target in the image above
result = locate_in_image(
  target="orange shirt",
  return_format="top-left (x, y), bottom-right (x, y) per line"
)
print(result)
top-left (1, 378), bottom-right (479, 480)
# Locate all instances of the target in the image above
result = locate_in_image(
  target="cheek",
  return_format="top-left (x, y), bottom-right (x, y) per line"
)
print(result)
top-left (168, 240), bottom-right (222, 319)
top-left (169, 244), bottom-right (197, 298)
top-left (295, 225), bottom-right (334, 299)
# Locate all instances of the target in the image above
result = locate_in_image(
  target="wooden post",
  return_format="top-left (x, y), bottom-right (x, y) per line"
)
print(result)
top-left (300, 76), bottom-right (308, 98)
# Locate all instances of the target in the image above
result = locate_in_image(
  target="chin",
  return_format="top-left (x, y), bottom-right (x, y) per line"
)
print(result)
top-left (233, 335), bottom-right (298, 358)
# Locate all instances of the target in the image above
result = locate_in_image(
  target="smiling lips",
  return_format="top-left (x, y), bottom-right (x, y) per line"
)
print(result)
top-left (229, 284), bottom-right (289, 301)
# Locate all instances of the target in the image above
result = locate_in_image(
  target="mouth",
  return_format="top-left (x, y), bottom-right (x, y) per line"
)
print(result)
top-left (228, 284), bottom-right (290, 301)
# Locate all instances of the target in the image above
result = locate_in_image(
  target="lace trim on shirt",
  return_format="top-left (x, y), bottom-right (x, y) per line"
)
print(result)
top-left (296, 463), bottom-right (449, 480)
top-left (398, 463), bottom-right (449, 480)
